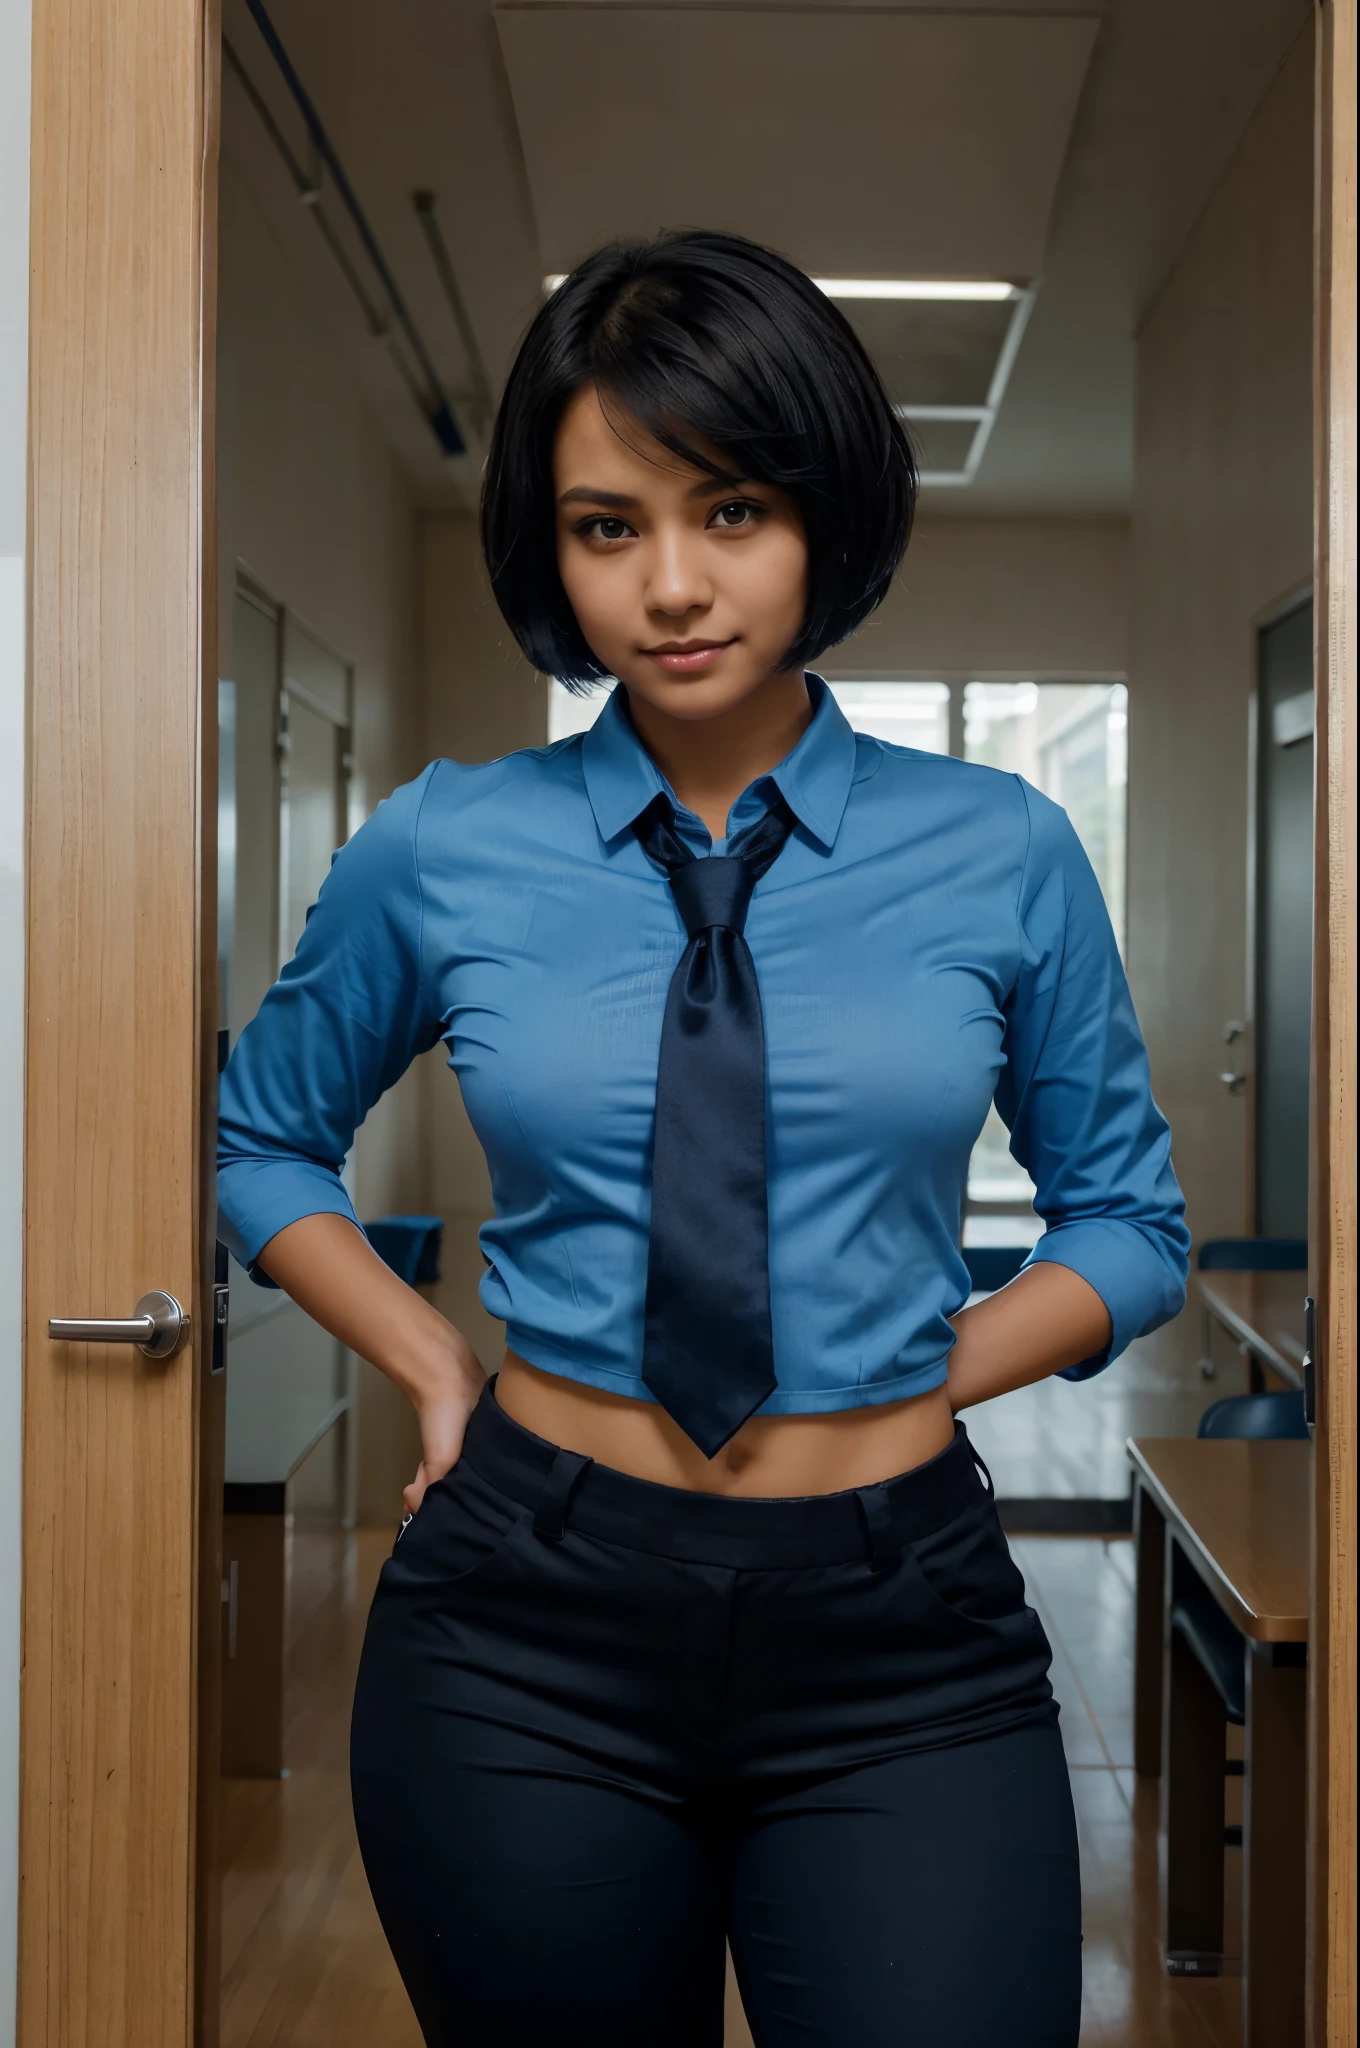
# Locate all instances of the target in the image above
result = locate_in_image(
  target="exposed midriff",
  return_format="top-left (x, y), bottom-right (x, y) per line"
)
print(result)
top-left (495, 1349), bottom-right (957, 1497)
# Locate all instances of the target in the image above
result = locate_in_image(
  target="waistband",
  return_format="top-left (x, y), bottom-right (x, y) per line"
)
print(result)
top-left (459, 1379), bottom-right (994, 1570)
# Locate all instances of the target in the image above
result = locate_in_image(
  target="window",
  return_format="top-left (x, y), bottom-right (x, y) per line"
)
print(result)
top-left (548, 676), bottom-right (954, 754)
top-left (827, 680), bottom-right (950, 755)
top-left (960, 681), bottom-right (1128, 1220)
top-left (964, 682), bottom-right (1127, 954)
top-left (548, 676), bottom-right (613, 741)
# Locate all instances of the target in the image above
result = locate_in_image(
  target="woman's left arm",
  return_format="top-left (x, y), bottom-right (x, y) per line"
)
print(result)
top-left (946, 1263), bottom-right (1111, 1412)
top-left (948, 781), bottom-right (1191, 1412)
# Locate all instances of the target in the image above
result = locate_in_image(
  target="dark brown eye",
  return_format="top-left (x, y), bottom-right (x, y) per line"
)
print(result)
top-left (712, 501), bottom-right (752, 528)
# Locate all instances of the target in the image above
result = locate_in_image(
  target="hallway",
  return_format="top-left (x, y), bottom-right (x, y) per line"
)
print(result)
top-left (220, 1520), bottom-right (1244, 2047)
top-left (219, 1530), bottom-right (418, 2047)
top-left (203, 13), bottom-right (1320, 2032)
top-left (1015, 1537), bottom-right (1242, 2048)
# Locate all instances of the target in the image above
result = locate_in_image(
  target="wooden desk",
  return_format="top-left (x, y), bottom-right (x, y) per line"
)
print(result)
top-left (1198, 1270), bottom-right (1307, 1391)
top-left (1129, 1437), bottom-right (1309, 1647)
top-left (1129, 1438), bottom-right (1310, 2048)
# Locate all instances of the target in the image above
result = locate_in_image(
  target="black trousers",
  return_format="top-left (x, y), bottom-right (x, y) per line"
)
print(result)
top-left (351, 1384), bottom-right (1081, 2047)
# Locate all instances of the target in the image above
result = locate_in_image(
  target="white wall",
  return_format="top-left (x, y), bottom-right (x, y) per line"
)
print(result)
top-left (1128, 23), bottom-right (1314, 1313)
top-left (0, 0), bottom-right (29, 2026)
top-left (217, 158), bottom-right (425, 1226)
top-left (838, 516), bottom-right (1129, 679)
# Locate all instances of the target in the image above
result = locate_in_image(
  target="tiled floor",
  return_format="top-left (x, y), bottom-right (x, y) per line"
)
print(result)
top-left (221, 1491), bottom-right (1245, 2045)
top-left (1014, 1535), bottom-right (1242, 2048)
top-left (966, 1334), bottom-right (1250, 1500)
top-left (219, 1529), bottom-right (422, 2048)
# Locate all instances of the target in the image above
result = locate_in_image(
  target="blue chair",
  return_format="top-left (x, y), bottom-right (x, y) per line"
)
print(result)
top-left (1196, 1237), bottom-right (1307, 1380)
top-left (363, 1214), bottom-right (444, 1288)
top-left (1197, 1238), bottom-right (1307, 1272)
top-left (1198, 1390), bottom-right (1309, 1441)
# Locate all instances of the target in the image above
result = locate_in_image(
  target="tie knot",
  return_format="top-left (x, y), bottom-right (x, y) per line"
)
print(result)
top-left (669, 856), bottom-right (757, 938)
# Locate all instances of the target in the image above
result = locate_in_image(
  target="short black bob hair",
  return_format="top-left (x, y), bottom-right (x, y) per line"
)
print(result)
top-left (480, 231), bottom-right (917, 688)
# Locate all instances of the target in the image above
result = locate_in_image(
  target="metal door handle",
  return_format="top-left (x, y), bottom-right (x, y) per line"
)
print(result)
top-left (48, 1290), bottom-right (189, 1359)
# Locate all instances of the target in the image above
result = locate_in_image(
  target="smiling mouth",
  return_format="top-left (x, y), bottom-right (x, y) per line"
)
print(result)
top-left (643, 639), bottom-right (736, 672)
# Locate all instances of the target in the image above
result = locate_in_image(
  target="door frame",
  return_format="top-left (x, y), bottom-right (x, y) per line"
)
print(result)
top-left (17, 0), bottom-right (1357, 2040)
top-left (20, 0), bottom-right (221, 2039)
top-left (1308, 3), bottom-right (1357, 2040)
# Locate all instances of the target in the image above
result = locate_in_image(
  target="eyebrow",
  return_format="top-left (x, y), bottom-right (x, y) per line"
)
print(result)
top-left (557, 486), bottom-right (639, 509)
top-left (557, 475), bottom-right (751, 510)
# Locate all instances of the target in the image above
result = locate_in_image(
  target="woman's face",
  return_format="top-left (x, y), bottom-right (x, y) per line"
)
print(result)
top-left (553, 384), bottom-right (809, 723)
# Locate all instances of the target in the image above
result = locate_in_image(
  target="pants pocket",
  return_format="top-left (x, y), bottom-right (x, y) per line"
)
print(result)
top-left (906, 1499), bottom-right (1038, 1635)
top-left (386, 1460), bottom-right (526, 1590)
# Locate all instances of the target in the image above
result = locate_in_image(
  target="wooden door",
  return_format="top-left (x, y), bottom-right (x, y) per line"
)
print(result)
top-left (21, 0), bottom-right (221, 2039)
top-left (1310, 1), bottom-right (1357, 2042)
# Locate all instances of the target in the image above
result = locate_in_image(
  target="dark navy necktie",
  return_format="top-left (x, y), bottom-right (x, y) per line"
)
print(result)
top-left (633, 792), bottom-right (796, 1457)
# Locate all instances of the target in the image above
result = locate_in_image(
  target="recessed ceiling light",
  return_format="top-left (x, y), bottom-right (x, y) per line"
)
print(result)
top-left (544, 273), bottom-right (1019, 303)
top-left (812, 279), bottom-right (1017, 302)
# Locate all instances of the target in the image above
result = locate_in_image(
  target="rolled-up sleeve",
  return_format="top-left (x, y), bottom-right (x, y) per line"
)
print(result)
top-left (996, 779), bottom-right (1190, 1380)
top-left (216, 763), bottom-right (444, 1281)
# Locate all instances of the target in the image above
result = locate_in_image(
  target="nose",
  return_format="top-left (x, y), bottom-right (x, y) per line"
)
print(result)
top-left (644, 522), bottom-right (713, 622)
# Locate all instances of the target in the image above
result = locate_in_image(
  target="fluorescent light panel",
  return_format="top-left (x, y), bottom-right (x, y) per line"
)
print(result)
top-left (540, 273), bottom-right (1035, 493)
top-left (812, 278), bottom-right (1017, 302)
top-left (544, 273), bottom-right (1018, 303)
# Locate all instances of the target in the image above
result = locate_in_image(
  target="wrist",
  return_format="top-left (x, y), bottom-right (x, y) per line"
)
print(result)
top-left (413, 1351), bottom-right (484, 1416)
top-left (383, 1316), bottom-right (483, 1413)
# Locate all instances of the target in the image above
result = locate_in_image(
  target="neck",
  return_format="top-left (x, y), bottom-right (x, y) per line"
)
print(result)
top-left (624, 669), bottom-right (813, 840)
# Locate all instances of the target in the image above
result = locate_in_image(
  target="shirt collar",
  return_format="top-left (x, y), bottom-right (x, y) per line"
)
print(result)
top-left (579, 674), bottom-right (856, 853)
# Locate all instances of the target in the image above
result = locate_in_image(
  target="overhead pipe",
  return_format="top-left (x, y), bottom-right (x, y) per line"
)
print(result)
top-left (222, 39), bottom-right (389, 338)
top-left (235, 0), bottom-right (465, 458)
top-left (413, 192), bottom-right (494, 437)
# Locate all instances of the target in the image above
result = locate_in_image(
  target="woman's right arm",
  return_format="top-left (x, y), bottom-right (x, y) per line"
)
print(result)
top-left (218, 764), bottom-right (481, 1510)
top-left (255, 1213), bottom-right (484, 1513)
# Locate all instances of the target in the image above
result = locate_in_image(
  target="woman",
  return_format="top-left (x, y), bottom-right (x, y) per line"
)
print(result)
top-left (218, 232), bottom-right (1189, 2047)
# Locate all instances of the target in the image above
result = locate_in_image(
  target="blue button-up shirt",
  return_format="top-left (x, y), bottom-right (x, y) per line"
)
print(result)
top-left (217, 678), bottom-right (1188, 1411)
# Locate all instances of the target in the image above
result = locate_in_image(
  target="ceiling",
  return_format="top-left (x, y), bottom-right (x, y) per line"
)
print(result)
top-left (219, 0), bottom-right (1311, 518)
top-left (495, 8), bottom-right (1098, 280)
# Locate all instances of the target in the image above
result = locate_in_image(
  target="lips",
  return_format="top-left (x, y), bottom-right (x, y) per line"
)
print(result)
top-left (643, 639), bottom-right (735, 675)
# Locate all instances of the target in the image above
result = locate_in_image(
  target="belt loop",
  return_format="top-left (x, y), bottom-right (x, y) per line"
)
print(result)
top-left (970, 1445), bottom-right (996, 1497)
top-left (533, 1448), bottom-right (592, 1541)
top-left (855, 1483), bottom-right (896, 1570)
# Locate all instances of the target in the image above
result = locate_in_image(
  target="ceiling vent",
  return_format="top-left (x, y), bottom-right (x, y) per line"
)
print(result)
top-left (829, 287), bottom-right (1037, 488)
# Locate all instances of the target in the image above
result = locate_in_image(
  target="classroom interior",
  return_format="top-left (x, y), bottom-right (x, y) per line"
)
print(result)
top-left (210, 1), bottom-right (1322, 2041)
